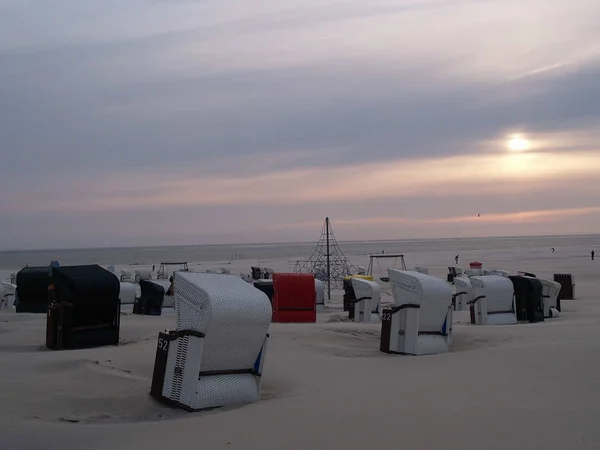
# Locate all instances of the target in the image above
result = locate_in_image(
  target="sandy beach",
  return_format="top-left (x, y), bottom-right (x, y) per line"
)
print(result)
top-left (4, 0), bottom-right (600, 446)
top-left (1, 243), bottom-right (599, 450)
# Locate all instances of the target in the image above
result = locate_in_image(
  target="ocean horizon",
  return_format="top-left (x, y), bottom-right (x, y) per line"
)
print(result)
top-left (1, 233), bottom-right (598, 270)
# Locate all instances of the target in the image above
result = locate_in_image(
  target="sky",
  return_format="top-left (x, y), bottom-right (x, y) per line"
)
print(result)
top-left (0, 0), bottom-right (599, 250)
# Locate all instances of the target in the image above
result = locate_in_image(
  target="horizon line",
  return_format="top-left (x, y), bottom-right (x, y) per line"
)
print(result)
top-left (1, 231), bottom-right (598, 253)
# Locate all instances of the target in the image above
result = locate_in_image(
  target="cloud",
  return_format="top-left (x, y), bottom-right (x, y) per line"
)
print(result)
top-left (3, 49), bottom-right (600, 184)
top-left (259, 207), bottom-right (600, 246)
top-left (2, 199), bottom-right (598, 251)
top-left (1, 0), bottom-right (600, 248)
top-left (2, 147), bottom-right (599, 216)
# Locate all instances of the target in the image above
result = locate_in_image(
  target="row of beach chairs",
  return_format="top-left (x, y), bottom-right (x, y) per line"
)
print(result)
top-left (6, 264), bottom-right (575, 414)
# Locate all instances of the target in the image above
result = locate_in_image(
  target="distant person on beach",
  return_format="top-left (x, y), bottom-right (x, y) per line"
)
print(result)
top-left (455, 255), bottom-right (459, 264)
top-left (592, 250), bottom-right (595, 261)
top-left (152, 264), bottom-right (155, 272)
top-left (552, 248), bottom-right (555, 253)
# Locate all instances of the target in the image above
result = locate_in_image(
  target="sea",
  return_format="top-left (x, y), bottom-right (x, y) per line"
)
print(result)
top-left (0, 234), bottom-right (598, 270)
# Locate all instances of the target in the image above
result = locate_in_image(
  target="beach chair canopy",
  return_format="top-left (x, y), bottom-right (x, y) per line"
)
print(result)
top-left (469, 275), bottom-right (516, 325)
top-left (119, 282), bottom-right (137, 305)
top-left (380, 269), bottom-right (453, 355)
top-left (351, 277), bottom-right (381, 323)
top-left (453, 276), bottom-right (475, 311)
top-left (150, 272), bottom-right (271, 411)
top-left (471, 275), bottom-right (514, 314)
top-left (134, 280), bottom-right (165, 315)
top-left (535, 277), bottom-right (561, 316)
top-left (351, 277), bottom-right (381, 313)
top-left (16, 266), bottom-right (51, 313)
top-left (315, 278), bottom-right (325, 307)
top-left (387, 269), bottom-right (452, 332)
top-left (509, 275), bottom-right (544, 323)
top-left (52, 265), bottom-right (120, 328)
top-left (272, 273), bottom-right (316, 323)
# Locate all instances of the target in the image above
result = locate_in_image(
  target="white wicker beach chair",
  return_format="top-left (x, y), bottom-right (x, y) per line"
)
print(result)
top-left (487, 269), bottom-right (509, 278)
top-left (150, 272), bottom-right (271, 411)
top-left (449, 267), bottom-right (464, 277)
top-left (119, 282), bottom-right (138, 305)
top-left (453, 276), bottom-right (474, 311)
top-left (464, 269), bottom-right (485, 277)
top-left (120, 270), bottom-right (133, 282)
top-left (315, 279), bottom-right (326, 312)
top-left (135, 269), bottom-right (152, 282)
top-left (240, 273), bottom-right (253, 283)
top-left (534, 277), bottom-right (562, 318)
top-left (350, 278), bottom-right (381, 323)
top-left (469, 275), bottom-right (516, 325)
top-left (1, 282), bottom-right (16, 308)
top-left (380, 270), bottom-right (453, 355)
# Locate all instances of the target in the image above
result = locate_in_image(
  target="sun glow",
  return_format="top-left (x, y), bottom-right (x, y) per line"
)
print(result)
top-left (18, 148), bottom-right (600, 214)
top-left (507, 135), bottom-right (530, 152)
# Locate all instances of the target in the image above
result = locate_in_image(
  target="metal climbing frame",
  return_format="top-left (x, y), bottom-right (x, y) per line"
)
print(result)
top-left (292, 217), bottom-right (356, 300)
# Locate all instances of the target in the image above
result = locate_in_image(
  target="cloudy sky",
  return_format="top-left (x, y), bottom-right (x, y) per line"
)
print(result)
top-left (1, 0), bottom-right (599, 250)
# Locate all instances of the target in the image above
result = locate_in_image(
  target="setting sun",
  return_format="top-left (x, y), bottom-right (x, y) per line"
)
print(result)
top-left (507, 135), bottom-right (530, 151)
